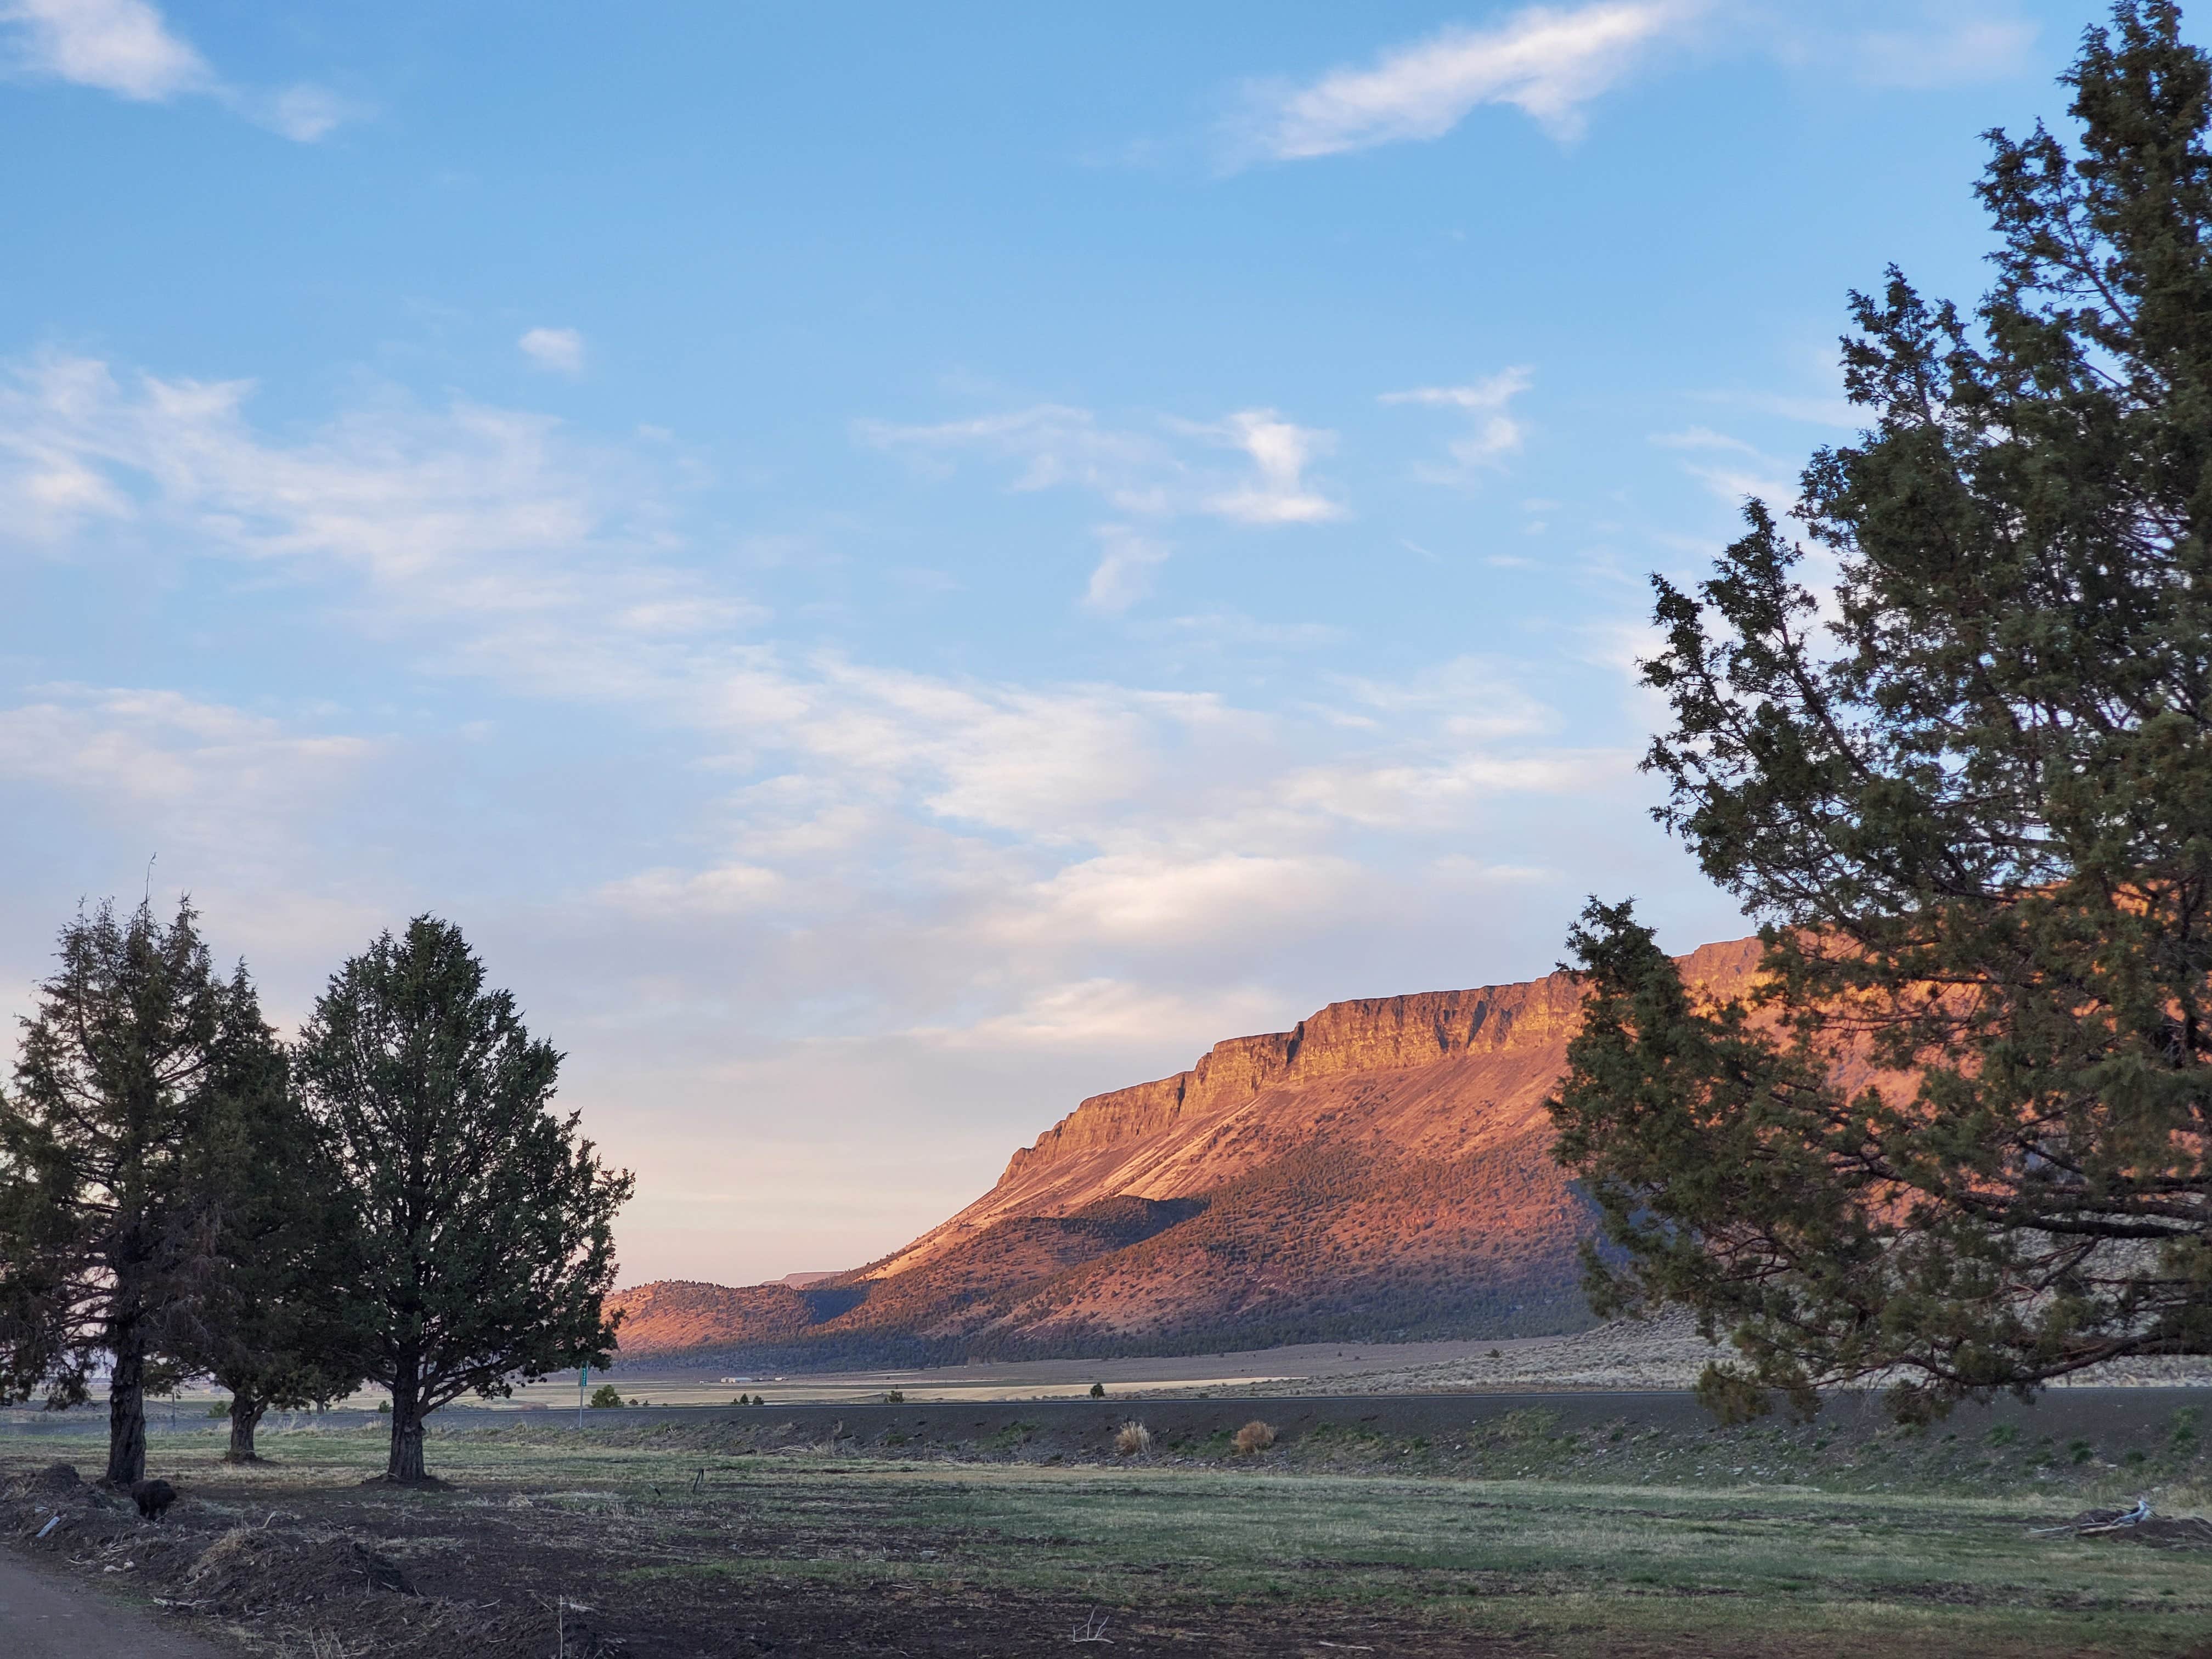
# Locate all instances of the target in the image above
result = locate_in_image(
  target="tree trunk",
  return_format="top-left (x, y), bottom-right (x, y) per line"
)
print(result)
top-left (385, 1358), bottom-right (428, 1483)
top-left (105, 1338), bottom-right (146, 1488)
top-left (225, 1395), bottom-right (267, 1463)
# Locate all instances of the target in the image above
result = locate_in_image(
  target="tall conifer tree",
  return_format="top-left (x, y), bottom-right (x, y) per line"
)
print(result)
top-left (180, 1040), bottom-right (371, 1462)
top-left (0, 900), bottom-right (274, 1485)
top-left (1551, 2), bottom-right (2212, 1420)
top-left (297, 917), bottom-right (631, 1482)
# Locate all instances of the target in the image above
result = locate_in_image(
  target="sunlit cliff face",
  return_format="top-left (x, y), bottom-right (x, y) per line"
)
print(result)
top-left (610, 939), bottom-right (1766, 1363)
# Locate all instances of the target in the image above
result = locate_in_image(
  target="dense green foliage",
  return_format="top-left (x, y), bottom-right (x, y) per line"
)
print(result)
top-left (0, 900), bottom-right (277, 1483)
top-left (298, 916), bottom-right (633, 1480)
top-left (0, 899), bottom-right (631, 1485)
top-left (1551, 2), bottom-right (2212, 1421)
top-left (182, 1051), bottom-right (373, 1462)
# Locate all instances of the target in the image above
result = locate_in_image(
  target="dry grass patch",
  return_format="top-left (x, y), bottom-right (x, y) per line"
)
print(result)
top-left (1114, 1421), bottom-right (1151, 1456)
top-left (1234, 1420), bottom-right (1276, 1455)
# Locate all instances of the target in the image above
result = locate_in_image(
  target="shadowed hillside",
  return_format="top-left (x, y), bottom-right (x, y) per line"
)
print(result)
top-left (611, 938), bottom-right (1763, 1369)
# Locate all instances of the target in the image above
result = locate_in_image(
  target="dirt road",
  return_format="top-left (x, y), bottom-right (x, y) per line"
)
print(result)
top-left (0, 1551), bottom-right (227, 1658)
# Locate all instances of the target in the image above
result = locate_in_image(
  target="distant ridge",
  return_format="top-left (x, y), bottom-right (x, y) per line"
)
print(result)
top-left (610, 938), bottom-right (1764, 1369)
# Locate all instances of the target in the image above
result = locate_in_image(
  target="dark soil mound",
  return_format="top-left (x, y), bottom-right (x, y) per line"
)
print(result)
top-left (18, 1461), bottom-right (81, 1496)
top-left (184, 1528), bottom-right (416, 1612)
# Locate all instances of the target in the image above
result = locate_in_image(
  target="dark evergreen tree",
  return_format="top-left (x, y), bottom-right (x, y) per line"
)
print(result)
top-left (182, 1038), bottom-right (371, 1462)
top-left (0, 900), bottom-right (272, 1485)
top-left (296, 916), bottom-right (632, 1482)
top-left (1550, 2), bottom-right (2212, 1422)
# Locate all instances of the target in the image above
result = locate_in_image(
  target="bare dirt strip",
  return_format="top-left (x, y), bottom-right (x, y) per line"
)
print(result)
top-left (0, 1549), bottom-right (230, 1659)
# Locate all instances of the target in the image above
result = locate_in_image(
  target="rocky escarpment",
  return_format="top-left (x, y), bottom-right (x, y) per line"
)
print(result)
top-left (610, 938), bottom-right (1765, 1368)
top-left (873, 936), bottom-right (1759, 1283)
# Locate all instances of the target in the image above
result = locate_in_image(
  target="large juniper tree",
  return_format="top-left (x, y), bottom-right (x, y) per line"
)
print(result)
top-left (297, 917), bottom-right (631, 1482)
top-left (1550, 1), bottom-right (2212, 1421)
top-left (181, 1046), bottom-right (372, 1463)
top-left (0, 900), bottom-right (278, 1485)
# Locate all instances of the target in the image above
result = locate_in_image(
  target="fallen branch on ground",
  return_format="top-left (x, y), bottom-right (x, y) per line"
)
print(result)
top-left (2030, 1498), bottom-right (2212, 1549)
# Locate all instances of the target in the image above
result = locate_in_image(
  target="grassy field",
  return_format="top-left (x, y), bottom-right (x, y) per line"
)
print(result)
top-left (9, 1413), bottom-right (2212, 1657)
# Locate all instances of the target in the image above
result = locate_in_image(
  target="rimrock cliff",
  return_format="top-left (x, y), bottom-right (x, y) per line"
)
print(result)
top-left (611, 938), bottom-right (1764, 1368)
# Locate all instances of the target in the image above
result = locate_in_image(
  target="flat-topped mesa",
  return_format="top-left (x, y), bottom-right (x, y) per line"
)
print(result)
top-left (996, 938), bottom-right (1764, 1189)
top-left (1000, 981), bottom-right (1564, 1185)
top-left (610, 934), bottom-right (1774, 1361)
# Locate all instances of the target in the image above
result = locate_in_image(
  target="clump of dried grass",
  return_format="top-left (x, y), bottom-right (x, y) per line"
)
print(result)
top-left (185, 1525), bottom-right (270, 1585)
top-left (1233, 1420), bottom-right (1276, 1455)
top-left (1114, 1421), bottom-right (1152, 1457)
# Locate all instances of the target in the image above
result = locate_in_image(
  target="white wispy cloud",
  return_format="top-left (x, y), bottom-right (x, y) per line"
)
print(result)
top-left (860, 400), bottom-right (1345, 590)
top-left (0, 0), bottom-right (356, 140)
top-left (0, 0), bottom-right (205, 98)
top-left (1236, 1), bottom-right (1701, 161)
top-left (909, 978), bottom-right (1286, 1055)
top-left (0, 358), bottom-right (1605, 866)
top-left (1176, 409), bottom-right (1345, 525)
top-left (856, 404), bottom-right (1175, 514)
top-left (988, 851), bottom-right (1367, 950)
top-left (1691, 351), bottom-right (1860, 428)
top-left (0, 346), bottom-right (1739, 1287)
top-left (597, 862), bottom-right (787, 917)
top-left (1683, 459), bottom-right (1799, 509)
top-left (1381, 366), bottom-right (1534, 479)
top-left (1084, 523), bottom-right (1172, 614)
top-left (0, 354), bottom-right (1625, 868)
top-left (1224, 2), bottom-right (2040, 167)
top-left (1282, 748), bottom-right (1626, 827)
top-left (255, 81), bottom-right (352, 142)
top-left (0, 685), bottom-right (379, 861)
top-left (519, 326), bottom-right (586, 376)
top-left (1650, 424), bottom-right (1799, 509)
top-left (1133, 612), bottom-right (1344, 650)
top-left (0, 353), bottom-right (706, 636)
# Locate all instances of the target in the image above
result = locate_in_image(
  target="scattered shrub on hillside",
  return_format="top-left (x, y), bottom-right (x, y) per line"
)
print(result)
top-left (1985, 1423), bottom-right (2019, 1448)
top-left (588, 1385), bottom-right (623, 1409)
top-left (1233, 1420), bottom-right (1276, 1455)
top-left (376, 1401), bottom-right (391, 1414)
top-left (1090, 1383), bottom-right (1106, 1398)
top-left (2174, 1408), bottom-right (2200, 1450)
top-left (883, 1390), bottom-right (905, 1404)
top-left (1114, 1421), bottom-right (1151, 1456)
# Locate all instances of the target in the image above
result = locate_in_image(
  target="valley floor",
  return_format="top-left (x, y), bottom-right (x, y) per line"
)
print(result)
top-left (596, 1315), bottom-right (2212, 1406)
top-left (1232, 1316), bottom-right (2212, 1397)
top-left (85, 1318), bottom-right (2212, 1416)
top-left (9, 1393), bottom-right (2212, 1656)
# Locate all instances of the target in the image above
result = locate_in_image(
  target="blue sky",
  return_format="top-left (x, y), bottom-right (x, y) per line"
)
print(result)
top-left (0, 0), bottom-right (2147, 1285)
